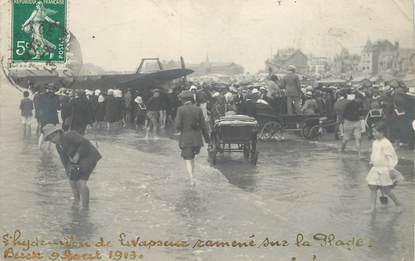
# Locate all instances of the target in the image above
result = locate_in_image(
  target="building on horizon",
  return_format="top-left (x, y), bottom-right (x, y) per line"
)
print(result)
top-left (359, 40), bottom-right (415, 76)
top-left (307, 55), bottom-right (330, 75)
top-left (265, 48), bottom-right (308, 74)
top-left (332, 48), bottom-right (360, 77)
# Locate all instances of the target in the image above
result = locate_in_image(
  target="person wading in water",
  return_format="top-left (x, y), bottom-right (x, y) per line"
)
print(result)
top-left (42, 124), bottom-right (102, 210)
top-left (175, 91), bottom-right (210, 186)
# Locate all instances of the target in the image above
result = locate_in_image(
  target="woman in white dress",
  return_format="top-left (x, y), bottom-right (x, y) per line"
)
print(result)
top-left (365, 122), bottom-right (403, 214)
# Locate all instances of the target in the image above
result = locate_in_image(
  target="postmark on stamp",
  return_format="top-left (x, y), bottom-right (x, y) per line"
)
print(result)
top-left (11, 0), bottom-right (67, 63)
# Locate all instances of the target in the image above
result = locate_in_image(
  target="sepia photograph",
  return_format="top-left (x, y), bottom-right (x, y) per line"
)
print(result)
top-left (0, 0), bottom-right (414, 260)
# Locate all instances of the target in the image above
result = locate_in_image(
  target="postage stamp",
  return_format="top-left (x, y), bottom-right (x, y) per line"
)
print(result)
top-left (11, 0), bottom-right (67, 63)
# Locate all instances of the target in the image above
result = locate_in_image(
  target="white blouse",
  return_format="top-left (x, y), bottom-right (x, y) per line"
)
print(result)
top-left (370, 138), bottom-right (398, 170)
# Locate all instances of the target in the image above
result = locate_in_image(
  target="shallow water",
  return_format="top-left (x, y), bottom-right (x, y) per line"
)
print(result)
top-left (0, 84), bottom-right (413, 261)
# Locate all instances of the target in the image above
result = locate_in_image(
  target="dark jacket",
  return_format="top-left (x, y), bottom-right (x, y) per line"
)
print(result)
top-left (147, 96), bottom-right (162, 111)
top-left (280, 72), bottom-right (301, 97)
top-left (175, 102), bottom-right (209, 148)
top-left (20, 98), bottom-right (34, 117)
top-left (95, 100), bottom-right (106, 122)
top-left (238, 99), bottom-right (257, 118)
top-left (343, 100), bottom-right (363, 122)
top-left (33, 92), bottom-right (42, 119)
top-left (38, 92), bottom-right (60, 126)
top-left (70, 97), bottom-right (94, 135)
top-left (105, 96), bottom-right (119, 122)
top-left (56, 131), bottom-right (102, 170)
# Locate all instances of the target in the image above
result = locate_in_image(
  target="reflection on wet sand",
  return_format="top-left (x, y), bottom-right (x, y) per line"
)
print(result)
top-left (0, 87), bottom-right (413, 261)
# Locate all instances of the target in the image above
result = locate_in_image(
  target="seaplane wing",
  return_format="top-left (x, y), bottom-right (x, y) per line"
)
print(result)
top-left (118, 68), bottom-right (194, 89)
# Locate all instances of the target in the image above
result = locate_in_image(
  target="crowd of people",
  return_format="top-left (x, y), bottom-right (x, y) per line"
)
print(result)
top-left (17, 65), bottom-right (414, 211)
top-left (20, 65), bottom-right (414, 150)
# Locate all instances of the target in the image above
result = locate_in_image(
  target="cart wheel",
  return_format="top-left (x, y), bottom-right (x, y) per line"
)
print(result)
top-left (250, 151), bottom-right (259, 165)
top-left (308, 125), bottom-right (322, 140)
top-left (259, 121), bottom-right (283, 141)
top-left (243, 145), bottom-right (250, 159)
top-left (302, 126), bottom-right (311, 138)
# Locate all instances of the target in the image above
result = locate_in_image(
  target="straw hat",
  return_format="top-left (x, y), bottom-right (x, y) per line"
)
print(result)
top-left (97, 95), bottom-right (104, 103)
top-left (229, 86), bottom-right (238, 93)
top-left (134, 96), bottom-right (143, 104)
top-left (251, 88), bottom-right (260, 94)
top-left (114, 89), bottom-right (123, 97)
top-left (42, 124), bottom-right (62, 141)
top-left (212, 92), bottom-right (220, 98)
top-left (288, 65), bottom-right (296, 72)
top-left (189, 85), bottom-right (197, 91)
top-left (55, 88), bottom-right (66, 96)
top-left (347, 94), bottom-right (356, 101)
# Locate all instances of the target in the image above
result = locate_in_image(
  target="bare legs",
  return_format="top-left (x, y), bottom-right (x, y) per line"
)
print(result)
top-left (70, 179), bottom-right (89, 210)
top-left (382, 187), bottom-right (401, 212)
top-left (145, 117), bottom-right (159, 140)
top-left (23, 123), bottom-right (31, 137)
top-left (364, 185), bottom-right (401, 214)
top-left (364, 185), bottom-right (378, 214)
top-left (340, 137), bottom-right (361, 158)
top-left (69, 180), bottom-right (81, 206)
top-left (185, 159), bottom-right (195, 186)
top-left (160, 110), bottom-right (166, 129)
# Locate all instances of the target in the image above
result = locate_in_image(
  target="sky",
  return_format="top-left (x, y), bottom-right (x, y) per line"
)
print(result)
top-left (55, 0), bottom-right (415, 72)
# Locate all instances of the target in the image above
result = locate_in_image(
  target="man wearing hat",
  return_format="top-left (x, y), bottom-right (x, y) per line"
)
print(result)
top-left (340, 91), bottom-right (364, 157)
top-left (33, 86), bottom-right (45, 135)
top-left (67, 90), bottom-right (94, 135)
top-left (42, 124), bottom-right (101, 209)
top-left (39, 83), bottom-right (60, 127)
top-left (37, 83), bottom-right (60, 148)
top-left (301, 91), bottom-right (318, 115)
top-left (145, 88), bottom-right (162, 139)
top-left (280, 65), bottom-right (302, 115)
top-left (175, 91), bottom-right (210, 186)
top-left (238, 89), bottom-right (258, 118)
top-left (123, 89), bottom-right (133, 128)
top-left (333, 90), bottom-right (348, 139)
top-left (393, 83), bottom-right (414, 147)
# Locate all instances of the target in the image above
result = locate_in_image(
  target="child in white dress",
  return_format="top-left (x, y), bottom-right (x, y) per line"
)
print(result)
top-left (365, 122), bottom-right (403, 214)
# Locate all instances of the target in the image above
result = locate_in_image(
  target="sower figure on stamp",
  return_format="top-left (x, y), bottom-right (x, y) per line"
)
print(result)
top-left (42, 124), bottom-right (102, 210)
top-left (175, 91), bottom-right (210, 186)
top-left (21, 1), bottom-right (60, 59)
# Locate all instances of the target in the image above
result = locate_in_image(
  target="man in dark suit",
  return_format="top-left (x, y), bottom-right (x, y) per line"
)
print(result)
top-left (175, 91), bottom-right (210, 186)
top-left (280, 65), bottom-right (302, 115)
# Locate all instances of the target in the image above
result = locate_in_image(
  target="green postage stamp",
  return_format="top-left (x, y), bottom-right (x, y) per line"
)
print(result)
top-left (11, 0), bottom-right (67, 63)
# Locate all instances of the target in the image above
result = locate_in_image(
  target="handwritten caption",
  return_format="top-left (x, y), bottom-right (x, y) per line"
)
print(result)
top-left (2, 230), bottom-right (373, 260)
